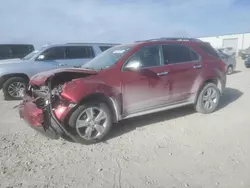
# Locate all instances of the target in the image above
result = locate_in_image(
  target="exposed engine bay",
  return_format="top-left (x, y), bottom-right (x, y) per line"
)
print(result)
top-left (25, 71), bottom-right (96, 109)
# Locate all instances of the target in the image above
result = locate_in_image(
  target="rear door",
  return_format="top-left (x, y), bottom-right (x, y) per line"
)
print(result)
top-left (64, 46), bottom-right (95, 67)
top-left (162, 44), bottom-right (202, 102)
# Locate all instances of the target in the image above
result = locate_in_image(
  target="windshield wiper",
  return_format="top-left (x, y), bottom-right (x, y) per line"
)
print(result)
top-left (81, 66), bottom-right (96, 70)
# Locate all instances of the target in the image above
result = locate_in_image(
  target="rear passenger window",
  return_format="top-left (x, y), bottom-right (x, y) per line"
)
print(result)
top-left (65, 46), bottom-right (95, 59)
top-left (200, 44), bottom-right (220, 59)
top-left (190, 50), bottom-right (200, 61)
top-left (162, 44), bottom-right (192, 64)
top-left (99, 46), bottom-right (112, 52)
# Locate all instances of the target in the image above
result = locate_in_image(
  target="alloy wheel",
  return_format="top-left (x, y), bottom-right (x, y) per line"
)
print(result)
top-left (76, 107), bottom-right (108, 140)
top-left (202, 87), bottom-right (218, 110)
top-left (7, 82), bottom-right (26, 98)
top-left (227, 67), bottom-right (233, 74)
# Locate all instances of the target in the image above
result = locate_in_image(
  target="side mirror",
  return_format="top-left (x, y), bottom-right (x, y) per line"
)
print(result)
top-left (124, 60), bottom-right (141, 71)
top-left (37, 54), bottom-right (45, 60)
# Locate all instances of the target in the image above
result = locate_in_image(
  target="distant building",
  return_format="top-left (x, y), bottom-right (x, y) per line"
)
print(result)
top-left (198, 32), bottom-right (250, 54)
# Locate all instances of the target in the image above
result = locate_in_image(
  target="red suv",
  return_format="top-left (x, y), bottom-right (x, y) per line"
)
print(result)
top-left (19, 38), bottom-right (226, 144)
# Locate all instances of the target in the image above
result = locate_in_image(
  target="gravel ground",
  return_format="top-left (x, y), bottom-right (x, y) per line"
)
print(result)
top-left (0, 59), bottom-right (250, 188)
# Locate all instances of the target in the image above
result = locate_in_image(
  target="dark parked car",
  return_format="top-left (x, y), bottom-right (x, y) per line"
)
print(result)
top-left (239, 46), bottom-right (250, 60)
top-left (0, 44), bottom-right (34, 60)
top-left (245, 56), bottom-right (250, 68)
top-left (19, 38), bottom-right (227, 144)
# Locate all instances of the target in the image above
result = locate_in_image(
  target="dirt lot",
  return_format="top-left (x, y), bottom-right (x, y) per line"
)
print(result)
top-left (0, 59), bottom-right (249, 188)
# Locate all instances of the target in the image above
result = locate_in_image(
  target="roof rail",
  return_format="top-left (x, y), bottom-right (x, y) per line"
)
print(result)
top-left (66, 42), bottom-right (120, 45)
top-left (135, 37), bottom-right (202, 42)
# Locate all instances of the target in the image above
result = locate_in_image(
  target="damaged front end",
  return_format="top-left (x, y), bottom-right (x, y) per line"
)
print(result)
top-left (19, 69), bottom-right (97, 141)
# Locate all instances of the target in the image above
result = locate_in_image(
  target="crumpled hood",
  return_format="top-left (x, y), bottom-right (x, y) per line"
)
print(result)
top-left (30, 68), bottom-right (98, 86)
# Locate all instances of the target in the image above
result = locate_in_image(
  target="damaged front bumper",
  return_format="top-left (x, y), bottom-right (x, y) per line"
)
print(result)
top-left (18, 68), bottom-right (98, 141)
top-left (19, 93), bottom-right (75, 141)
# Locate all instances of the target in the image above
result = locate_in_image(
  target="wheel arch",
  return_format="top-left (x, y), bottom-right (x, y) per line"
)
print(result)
top-left (77, 93), bottom-right (121, 123)
top-left (0, 73), bottom-right (29, 89)
top-left (194, 77), bottom-right (222, 103)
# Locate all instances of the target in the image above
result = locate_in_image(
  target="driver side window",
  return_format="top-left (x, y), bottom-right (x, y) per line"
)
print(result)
top-left (37, 47), bottom-right (65, 61)
top-left (126, 45), bottom-right (161, 69)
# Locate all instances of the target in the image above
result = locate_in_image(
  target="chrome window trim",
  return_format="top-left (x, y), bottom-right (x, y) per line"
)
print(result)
top-left (121, 43), bottom-right (202, 72)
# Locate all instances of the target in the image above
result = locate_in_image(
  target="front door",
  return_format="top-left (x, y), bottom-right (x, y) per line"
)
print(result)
top-left (161, 44), bottom-right (203, 102)
top-left (121, 45), bottom-right (171, 115)
top-left (36, 46), bottom-right (69, 68)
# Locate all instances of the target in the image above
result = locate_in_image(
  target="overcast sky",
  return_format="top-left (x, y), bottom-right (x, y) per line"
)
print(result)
top-left (0, 0), bottom-right (249, 48)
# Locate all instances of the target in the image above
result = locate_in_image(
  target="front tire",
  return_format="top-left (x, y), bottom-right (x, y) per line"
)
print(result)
top-left (2, 77), bottom-right (28, 100)
top-left (195, 83), bottom-right (220, 114)
top-left (68, 102), bottom-right (112, 144)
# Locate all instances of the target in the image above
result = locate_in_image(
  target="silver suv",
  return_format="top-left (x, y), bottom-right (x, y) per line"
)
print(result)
top-left (0, 43), bottom-right (118, 100)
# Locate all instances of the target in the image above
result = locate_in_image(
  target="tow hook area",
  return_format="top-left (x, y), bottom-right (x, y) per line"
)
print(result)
top-left (19, 79), bottom-right (79, 142)
top-left (46, 79), bottom-right (79, 142)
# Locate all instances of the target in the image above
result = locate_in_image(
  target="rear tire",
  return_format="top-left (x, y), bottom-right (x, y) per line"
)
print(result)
top-left (195, 83), bottom-right (220, 114)
top-left (68, 102), bottom-right (112, 145)
top-left (2, 77), bottom-right (28, 100)
top-left (226, 65), bottom-right (233, 75)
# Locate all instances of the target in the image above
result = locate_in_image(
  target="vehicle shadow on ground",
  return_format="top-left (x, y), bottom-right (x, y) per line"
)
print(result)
top-left (217, 87), bottom-right (243, 110)
top-left (231, 70), bottom-right (241, 75)
top-left (107, 106), bottom-right (195, 141)
top-left (107, 87), bottom-right (243, 141)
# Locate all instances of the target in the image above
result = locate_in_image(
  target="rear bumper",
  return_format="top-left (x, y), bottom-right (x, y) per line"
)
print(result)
top-left (19, 95), bottom-right (68, 140)
top-left (219, 71), bottom-right (227, 95)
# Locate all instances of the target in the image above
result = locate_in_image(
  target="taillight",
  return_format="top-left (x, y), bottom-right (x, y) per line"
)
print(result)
top-left (220, 60), bottom-right (226, 73)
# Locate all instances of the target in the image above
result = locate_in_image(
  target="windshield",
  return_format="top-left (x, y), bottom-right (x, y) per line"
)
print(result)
top-left (22, 50), bottom-right (39, 60)
top-left (81, 45), bottom-right (132, 70)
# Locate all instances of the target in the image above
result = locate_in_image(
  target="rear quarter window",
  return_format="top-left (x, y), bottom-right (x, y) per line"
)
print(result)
top-left (200, 44), bottom-right (220, 59)
top-left (99, 46), bottom-right (113, 52)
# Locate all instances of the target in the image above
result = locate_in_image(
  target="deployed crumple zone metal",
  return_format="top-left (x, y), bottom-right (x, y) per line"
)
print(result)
top-left (23, 69), bottom-right (99, 142)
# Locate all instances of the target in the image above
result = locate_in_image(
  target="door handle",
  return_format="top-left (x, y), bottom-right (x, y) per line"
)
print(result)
top-left (74, 65), bottom-right (81, 68)
top-left (59, 63), bottom-right (67, 66)
top-left (193, 65), bottom-right (202, 69)
top-left (157, 71), bottom-right (168, 76)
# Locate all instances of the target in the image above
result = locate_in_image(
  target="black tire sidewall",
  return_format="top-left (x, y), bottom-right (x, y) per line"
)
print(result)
top-left (2, 77), bottom-right (28, 100)
top-left (195, 83), bottom-right (220, 114)
top-left (68, 102), bottom-right (112, 144)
